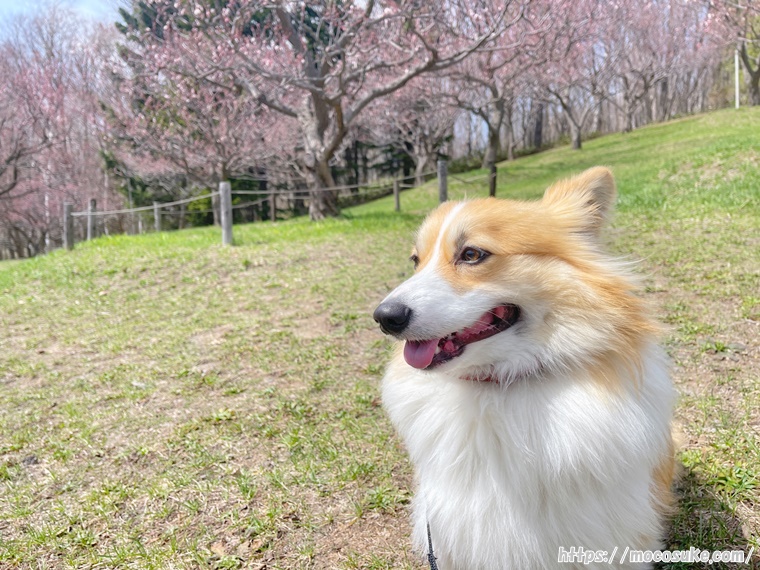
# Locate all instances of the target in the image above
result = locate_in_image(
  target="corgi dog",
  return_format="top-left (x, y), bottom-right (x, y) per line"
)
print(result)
top-left (373, 168), bottom-right (675, 570)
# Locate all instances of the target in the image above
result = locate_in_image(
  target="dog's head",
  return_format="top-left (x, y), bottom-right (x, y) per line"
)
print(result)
top-left (374, 167), bottom-right (655, 382)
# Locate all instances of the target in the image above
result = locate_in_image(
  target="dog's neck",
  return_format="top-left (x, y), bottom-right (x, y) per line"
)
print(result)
top-left (462, 360), bottom-right (546, 385)
top-left (462, 373), bottom-right (500, 384)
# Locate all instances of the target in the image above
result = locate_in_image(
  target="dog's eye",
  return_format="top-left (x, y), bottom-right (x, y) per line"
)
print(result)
top-left (410, 254), bottom-right (420, 269)
top-left (459, 247), bottom-right (489, 264)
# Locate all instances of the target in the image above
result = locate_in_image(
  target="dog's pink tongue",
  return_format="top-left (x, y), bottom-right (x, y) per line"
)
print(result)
top-left (404, 339), bottom-right (438, 369)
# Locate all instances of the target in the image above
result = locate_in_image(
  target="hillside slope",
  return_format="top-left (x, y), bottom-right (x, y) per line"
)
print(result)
top-left (1, 108), bottom-right (758, 568)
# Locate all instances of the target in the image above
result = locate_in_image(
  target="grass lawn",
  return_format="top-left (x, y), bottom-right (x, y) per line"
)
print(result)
top-left (1, 107), bottom-right (758, 569)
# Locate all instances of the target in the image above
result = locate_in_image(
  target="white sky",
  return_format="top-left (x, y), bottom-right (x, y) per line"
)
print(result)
top-left (0, 0), bottom-right (122, 26)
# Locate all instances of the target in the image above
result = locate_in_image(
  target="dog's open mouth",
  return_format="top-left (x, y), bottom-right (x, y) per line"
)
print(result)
top-left (404, 304), bottom-right (520, 370)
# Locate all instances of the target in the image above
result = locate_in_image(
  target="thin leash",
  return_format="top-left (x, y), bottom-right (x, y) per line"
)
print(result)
top-left (427, 522), bottom-right (439, 570)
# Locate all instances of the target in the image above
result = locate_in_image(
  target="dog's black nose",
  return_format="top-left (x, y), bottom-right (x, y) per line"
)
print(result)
top-left (373, 301), bottom-right (412, 335)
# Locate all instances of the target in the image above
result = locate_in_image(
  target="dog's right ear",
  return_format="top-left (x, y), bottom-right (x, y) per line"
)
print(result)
top-left (542, 167), bottom-right (617, 239)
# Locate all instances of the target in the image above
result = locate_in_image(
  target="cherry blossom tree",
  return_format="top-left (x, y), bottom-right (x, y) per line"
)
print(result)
top-left (599, 0), bottom-right (717, 132)
top-left (0, 49), bottom-right (56, 203)
top-left (536, 2), bottom-right (607, 150)
top-left (363, 76), bottom-right (459, 186)
top-left (604, 1), bottom-right (665, 132)
top-left (444, 0), bottom-right (562, 166)
top-left (0, 7), bottom-right (119, 257)
top-left (106, 27), bottom-right (294, 222)
top-left (124, 0), bottom-right (524, 219)
top-left (0, 17), bottom-right (71, 255)
top-left (530, 0), bottom-right (714, 147)
top-left (709, 0), bottom-right (760, 105)
top-left (0, 0), bottom-right (740, 258)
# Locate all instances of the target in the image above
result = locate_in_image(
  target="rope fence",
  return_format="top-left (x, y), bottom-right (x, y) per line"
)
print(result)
top-left (449, 173), bottom-right (489, 184)
top-left (69, 192), bottom-right (221, 217)
top-left (60, 160), bottom-right (492, 250)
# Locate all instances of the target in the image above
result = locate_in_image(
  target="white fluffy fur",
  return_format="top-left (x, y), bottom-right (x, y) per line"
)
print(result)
top-left (379, 190), bottom-right (676, 569)
top-left (383, 346), bottom-right (673, 569)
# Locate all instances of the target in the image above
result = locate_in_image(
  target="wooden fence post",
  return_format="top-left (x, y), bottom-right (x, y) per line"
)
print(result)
top-left (393, 179), bottom-right (400, 212)
top-left (219, 181), bottom-right (233, 246)
top-left (87, 198), bottom-right (96, 240)
top-left (437, 159), bottom-right (448, 203)
top-left (489, 162), bottom-right (497, 197)
top-left (153, 202), bottom-right (161, 232)
top-left (269, 192), bottom-right (276, 222)
top-left (63, 203), bottom-right (74, 250)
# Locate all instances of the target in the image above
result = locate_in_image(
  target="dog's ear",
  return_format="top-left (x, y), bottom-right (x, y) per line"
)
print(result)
top-left (542, 167), bottom-right (617, 238)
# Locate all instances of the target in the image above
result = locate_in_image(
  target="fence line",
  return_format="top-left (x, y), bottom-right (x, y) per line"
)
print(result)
top-left (231, 171), bottom-right (437, 196)
top-left (449, 172), bottom-right (490, 184)
top-left (161, 207), bottom-right (214, 215)
top-left (69, 174), bottom-right (435, 219)
top-left (61, 163), bottom-right (469, 250)
top-left (160, 198), bottom-right (270, 215)
top-left (70, 191), bottom-right (221, 217)
top-left (232, 198), bottom-right (269, 210)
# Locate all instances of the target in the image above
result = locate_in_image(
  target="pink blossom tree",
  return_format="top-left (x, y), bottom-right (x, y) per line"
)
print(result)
top-left (0, 7), bottom-right (114, 256)
top-left (106, 30), bottom-right (293, 222)
top-left (363, 76), bottom-right (459, 186)
top-left (604, 1), bottom-right (665, 132)
top-left (444, 0), bottom-right (563, 166)
top-left (600, 0), bottom-right (717, 132)
top-left (532, 0), bottom-right (609, 150)
top-left (128, 0), bottom-right (525, 219)
top-left (0, 50), bottom-right (55, 202)
top-left (709, 0), bottom-right (760, 105)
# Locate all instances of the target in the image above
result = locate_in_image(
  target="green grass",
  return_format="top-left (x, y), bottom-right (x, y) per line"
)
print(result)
top-left (1, 107), bottom-right (759, 569)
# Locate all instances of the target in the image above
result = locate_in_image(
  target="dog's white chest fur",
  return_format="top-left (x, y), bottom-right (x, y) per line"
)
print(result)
top-left (382, 346), bottom-right (673, 570)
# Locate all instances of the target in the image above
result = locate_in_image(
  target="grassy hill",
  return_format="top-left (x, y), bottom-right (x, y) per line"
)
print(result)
top-left (1, 107), bottom-right (758, 569)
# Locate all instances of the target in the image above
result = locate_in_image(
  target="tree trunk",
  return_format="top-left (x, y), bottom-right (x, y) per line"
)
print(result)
top-left (555, 96), bottom-right (584, 150)
top-left (482, 98), bottom-right (505, 169)
top-left (402, 155), bottom-right (413, 187)
top-left (211, 196), bottom-right (222, 226)
top-left (482, 127), bottom-right (501, 169)
top-left (361, 146), bottom-right (369, 185)
top-left (308, 190), bottom-right (339, 220)
top-left (656, 78), bottom-right (669, 122)
top-left (739, 42), bottom-right (760, 106)
top-left (532, 102), bottom-right (544, 149)
top-left (622, 93), bottom-right (634, 133)
top-left (504, 103), bottom-right (515, 161)
top-left (297, 87), bottom-right (344, 220)
top-left (353, 141), bottom-right (361, 187)
top-left (593, 97), bottom-right (603, 133)
top-left (414, 155), bottom-right (430, 187)
top-left (623, 111), bottom-right (634, 134)
top-left (750, 74), bottom-right (760, 106)
top-left (345, 145), bottom-right (358, 189)
top-left (570, 121), bottom-right (582, 150)
top-left (307, 159), bottom-right (340, 221)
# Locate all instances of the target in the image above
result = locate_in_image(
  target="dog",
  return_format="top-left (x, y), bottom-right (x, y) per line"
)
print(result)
top-left (373, 167), bottom-right (675, 569)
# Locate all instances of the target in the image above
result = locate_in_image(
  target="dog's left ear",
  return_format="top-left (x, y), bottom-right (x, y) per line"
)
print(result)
top-left (542, 167), bottom-right (617, 238)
